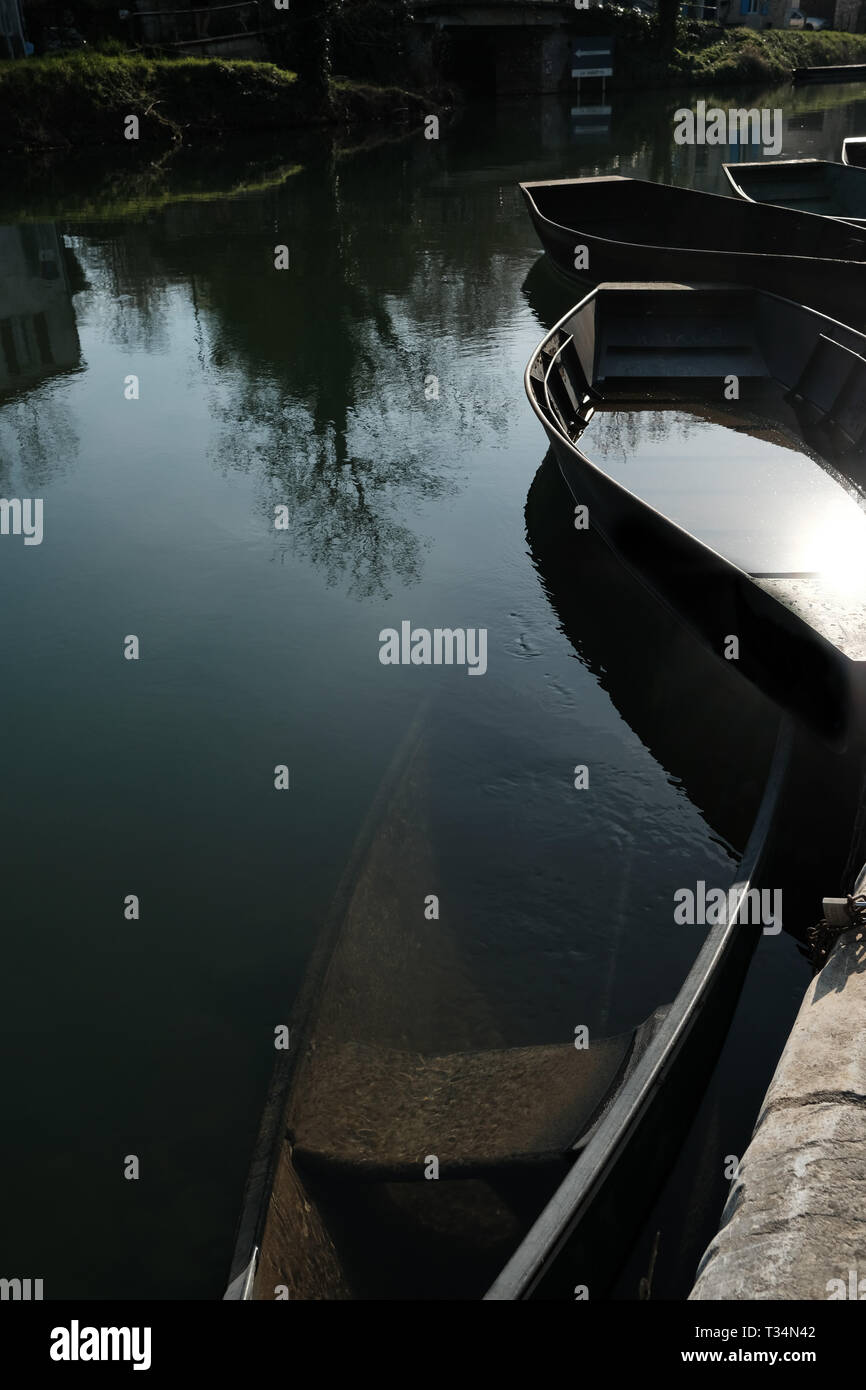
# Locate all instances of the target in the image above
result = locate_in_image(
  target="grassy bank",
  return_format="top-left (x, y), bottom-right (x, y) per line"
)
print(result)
top-left (2, 25), bottom-right (865, 154)
top-left (0, 52), bottom-right (441, 153)
top-left (671, 22), bottom-right (866, 85)
top-left (572, 9), bottom-right (866, 87)
top-left (0, 53), bottom-right (303, 150)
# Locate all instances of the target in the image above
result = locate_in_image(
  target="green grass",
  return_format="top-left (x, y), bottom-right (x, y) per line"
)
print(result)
top-left (3, 24), bottom-right (855, 155)
top-left (0, 52), bottom-right (443, 152)
top-left (0, 53), bottom-right (303, 151)
top-left (669, 24), bottom-right (866, 85)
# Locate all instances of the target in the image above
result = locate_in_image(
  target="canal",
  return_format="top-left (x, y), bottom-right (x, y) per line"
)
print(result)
top-left (1, 78), bottom-right (864, 1299)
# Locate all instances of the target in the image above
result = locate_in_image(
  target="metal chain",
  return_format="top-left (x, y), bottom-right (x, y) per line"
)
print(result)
top-left (807, 894), bottom-right (866, 972)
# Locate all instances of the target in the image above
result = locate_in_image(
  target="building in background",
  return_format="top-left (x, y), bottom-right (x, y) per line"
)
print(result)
top-left (0, 0), bottom-right (27, 55)
top-left (715, 0), bottom-right (866, 25)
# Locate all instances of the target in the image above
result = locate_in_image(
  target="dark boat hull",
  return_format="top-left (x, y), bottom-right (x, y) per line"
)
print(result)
top-left (794, 64), bottom-right (866, 83)
top-left (520, 176), bottom-right (866, 326)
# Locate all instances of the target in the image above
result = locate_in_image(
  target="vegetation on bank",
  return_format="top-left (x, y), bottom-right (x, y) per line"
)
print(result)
top-left (0, 54), bottom-right (302, 150)
top-left (328, 78), bottom-right (443, 125)
top-left (573, 8), bottom-right (866, 87)
top-left (0, 52), bottom-right (441, 153)
top-left (3, 15), bottom-right (866, 153)
top-left (669, 22), bottom-right (866, 85)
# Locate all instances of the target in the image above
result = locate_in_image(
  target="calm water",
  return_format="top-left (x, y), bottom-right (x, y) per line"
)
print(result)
top-left (1, 79), bottom-right (863, 1299)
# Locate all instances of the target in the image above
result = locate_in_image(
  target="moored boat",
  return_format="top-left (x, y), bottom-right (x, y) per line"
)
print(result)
top-left (843, 136), bottom-right (866, 168)
top-left (519, 176), bottom-right (866, 326)
top-left (723, 158), bottom-right (866, 227)
top-left (223, 651), bottom-right (791, 1301)
top-left (524, 280), bottom-right (866, 749)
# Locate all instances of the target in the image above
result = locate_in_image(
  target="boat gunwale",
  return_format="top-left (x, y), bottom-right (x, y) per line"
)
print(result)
top-left (518, 176), bottom-right (866, 270)
top-left (843, 137), bottom-right (866, 168)
top-left (484, 713), bottom-right (794, 1300)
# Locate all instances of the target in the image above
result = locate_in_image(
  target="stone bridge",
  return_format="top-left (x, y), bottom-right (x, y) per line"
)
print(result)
top-left (412, 0), bottom-right (580, 26)
top-left (409, 0), bottom-right (608, 95)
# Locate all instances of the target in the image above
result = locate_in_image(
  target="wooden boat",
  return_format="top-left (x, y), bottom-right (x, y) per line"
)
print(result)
top-left (223, 664), bottom-right (791, 1301)
top-left (519, 176), bottom-right (866, 326)
top-left (794, 64), bottom-right (866, 83)
top-left (524, 281), bottom-right (866, 750)
top-left (842, 136), bottom-right (866, 169)
top-left (724, 158), bottom-right (866, 227)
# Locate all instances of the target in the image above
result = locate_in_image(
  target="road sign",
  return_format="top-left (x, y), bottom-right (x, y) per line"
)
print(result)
top-left (572, 36), bottom-right (614, 80)
top-left (573, 39), bottom-right (614, 58)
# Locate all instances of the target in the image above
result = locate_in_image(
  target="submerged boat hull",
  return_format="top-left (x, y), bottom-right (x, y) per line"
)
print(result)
top-left (486, 718), bottom-right (791, 1299)
top-left (224, 668), bottom-right (790, 1301)
top-left (225, 706), bottom-right (681, 1301)
top-left (520, 177), bottom-right (866, 326)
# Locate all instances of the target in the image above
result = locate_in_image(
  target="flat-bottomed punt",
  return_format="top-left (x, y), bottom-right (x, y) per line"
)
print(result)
top-left (520, 176), bottom-right (866, 326)
top-left (525, 281), bottom-right (866, 748)
top-left (843, 136), bottom-right (866, 168)
top-left (724, 158), bottom-right (866, 226)
top-left (794, 64), bottom-right (866, 83)
top-left (224, 676), bottom-right (789, 1301)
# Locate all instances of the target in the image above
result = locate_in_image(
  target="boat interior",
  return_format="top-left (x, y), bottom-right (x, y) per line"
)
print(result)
top-left (843, 137), bottom-right (866, 169)
top-left (724, 160), bottom-right (866, 225)
top-left (530, 283), bottom-right (866, 447)
top-left (528, 283), bottom-right (866, 738)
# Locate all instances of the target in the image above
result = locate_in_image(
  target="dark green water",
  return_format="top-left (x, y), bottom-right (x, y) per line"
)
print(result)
top-left (1, 80), bottom-right (863, 1299)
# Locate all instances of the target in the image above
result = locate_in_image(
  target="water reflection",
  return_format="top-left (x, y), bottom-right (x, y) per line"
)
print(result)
top-left (526, 451), bottom-right (779, 859)
top-left (0, 223), bottom-right (84, 489)
top-left (0, 224), bottom-right (81, 399)
top-left (2, 79), bottom-right (865, 1300)
top-left (47, 154), bottom-right (539, 596)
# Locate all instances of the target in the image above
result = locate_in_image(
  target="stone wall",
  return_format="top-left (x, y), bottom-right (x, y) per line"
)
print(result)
top-left (690, 921), bottom-right (866, 1301)
top-left (835, 0), bottom-right (865, 32)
